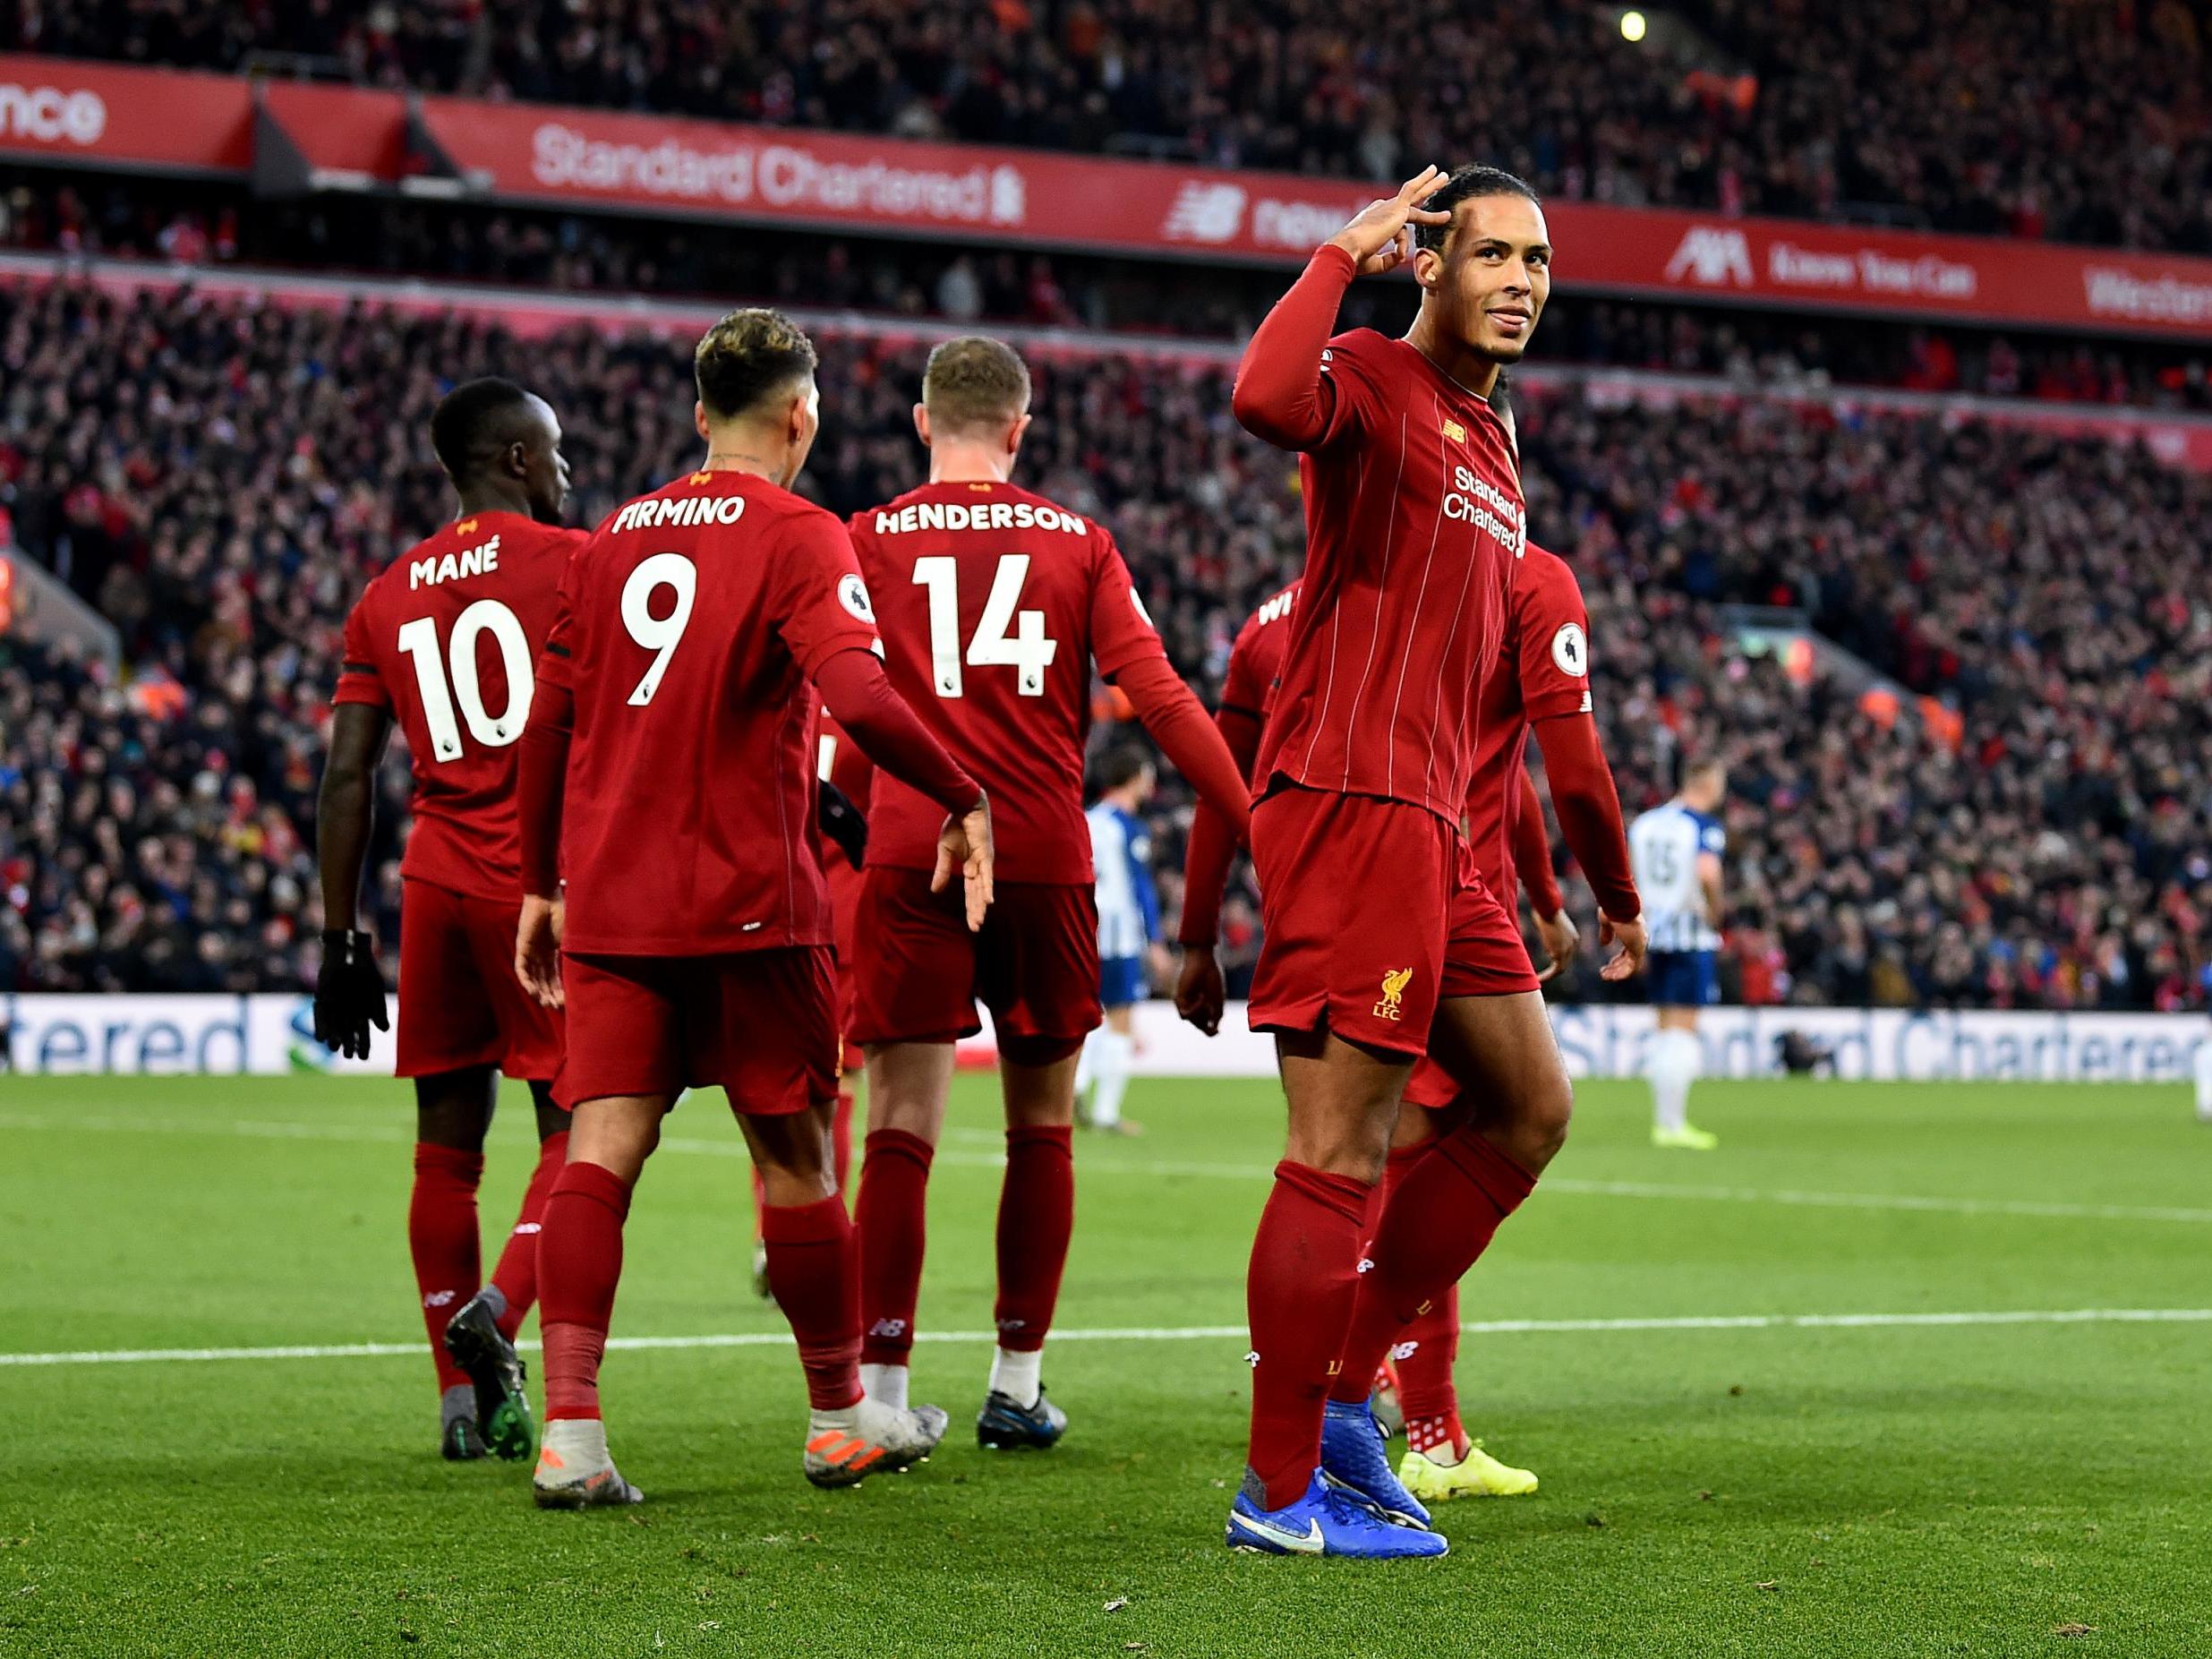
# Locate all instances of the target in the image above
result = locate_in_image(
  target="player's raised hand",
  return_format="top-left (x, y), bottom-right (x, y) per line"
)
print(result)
top-left (1174, 945), bottom-right (1226, 1037)
top-left (515, 892), bottom-right (566, 1008)
top-left (1598, 911), bottom-right (1648, 983)
top-left (313, 928), bottom-right (389, 1061)
top-left (932, 791), bottom-right (995, 932)
top-left (1533, 907), bottom-right (1581, 984)
top-left (1328, 165), bottom-right (1454, 277)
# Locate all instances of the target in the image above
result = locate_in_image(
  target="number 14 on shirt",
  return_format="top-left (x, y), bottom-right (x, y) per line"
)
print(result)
top-left (912, 553), bottom-right (1059, 698)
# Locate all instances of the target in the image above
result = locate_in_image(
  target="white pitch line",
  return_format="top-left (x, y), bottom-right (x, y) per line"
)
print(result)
top-left (7, 1111), bottom-right (2212, 1226)
top-left (4, 1308), bottom-right (2208, 1369)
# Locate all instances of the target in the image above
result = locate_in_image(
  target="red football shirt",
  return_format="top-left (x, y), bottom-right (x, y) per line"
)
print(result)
top-left (1219, 581), bottom-right (1300, 748)
top-left (332, 512), bottom-right (585, 902)
top-left (1247, 328), bottom-right (1526, 824)
top-left (1459, 543), bottom-right (1593, 900)
top-left (541, 470), bottom-right (882, 957)
top-left (849, 479), bottom-right (1169, 884)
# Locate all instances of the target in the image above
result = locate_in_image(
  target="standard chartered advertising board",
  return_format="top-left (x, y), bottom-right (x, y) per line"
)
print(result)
top-left (3, 995), bottom-right (2204, 1084)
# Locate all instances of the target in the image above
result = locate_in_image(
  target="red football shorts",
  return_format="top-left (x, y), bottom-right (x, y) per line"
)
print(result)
top-left (850, 868), bottom-right (1100, 1061)
top-left (826, 857), bottom-right (866, 1073)
top-left (557, 945), bottom-right (839, 1115)
top-left (1246, 784), bottom-right (1458, 1058)
top-left (1402, 868), bottom-right (1542, 1107)
top-left (1248, 784), bottom-right (1541, 1061)
top-left (1401, 1058), bottom-right (1458, 1110)
top-left (395, 877), bottom-right (563, 1082)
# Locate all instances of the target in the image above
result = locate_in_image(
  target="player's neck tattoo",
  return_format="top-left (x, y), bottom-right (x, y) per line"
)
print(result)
top-left (703, 449), bottom-right (775, 474)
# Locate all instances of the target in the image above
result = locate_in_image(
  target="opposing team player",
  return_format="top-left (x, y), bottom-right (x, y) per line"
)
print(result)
top-left (316, 378), bottom-right (582, 1463)
top-left (1629, 760), bottom-right (1729, 1149)
top-left (845, 337), bottom-right (1252, 1449)
top-left (509, 311), bottom-right (994, 1506)
top-left (1077, 746), bottom-right (1165, 1136)
top-left (1224, 164), bottom-right (1573, 1558)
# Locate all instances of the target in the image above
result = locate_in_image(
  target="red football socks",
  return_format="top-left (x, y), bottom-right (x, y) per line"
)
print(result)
top-left (408, 1142), bottom-right (483, 1394)
top-left (762, 1193), bottom-right (865, 1411)
top-left (488, 1130), bottom-right (568, 1339)
top-left (994, 1125), bottom-right (1075, 1353)
top-left (537, 1159), bottom-right (633, 1422)
top-left (1246, 1159), bottom-right (1371, 1510)
top-left (1396, 1282), bottom-right (1464, 1455)
top-left (1331, 1127), bottom-right (1534, 1408)
top-left (755, 1095), bottom-right (853, 1241)
top-left (1359, 1137), bottom-right (1463, 1441)
top-left (854, 1128), bottom-right (934, 1367)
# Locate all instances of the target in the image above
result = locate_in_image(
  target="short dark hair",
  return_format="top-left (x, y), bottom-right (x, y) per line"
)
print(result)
top-left (430, 378), bottom-right (537, 486)
top-left (1415, 165), bottom-right (1542, 252)
top-left (695, 308), bottom-right (818, 421)
top-left (1096, 743), bottom-right (1154, 794)
top-left (923, 336), bottom-right (1031, 435)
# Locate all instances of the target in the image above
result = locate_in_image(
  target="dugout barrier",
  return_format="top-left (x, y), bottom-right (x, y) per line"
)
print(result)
top-left (3, 995), bottom-right (2204, 1084)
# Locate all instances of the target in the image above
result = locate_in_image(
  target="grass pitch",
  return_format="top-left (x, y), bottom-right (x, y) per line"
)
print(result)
top-left (4, 1071), bottom-right (2210, 1656)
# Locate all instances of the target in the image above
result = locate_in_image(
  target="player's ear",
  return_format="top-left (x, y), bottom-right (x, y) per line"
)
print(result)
top-left (1008, 411), bottom-right (1032, 456)
top-left (1412, 244), bottom-right (1444, 291)
top-left (913, 403), bottom-right (932, 449)
top-left (693, 401), bottom-right (710, 441)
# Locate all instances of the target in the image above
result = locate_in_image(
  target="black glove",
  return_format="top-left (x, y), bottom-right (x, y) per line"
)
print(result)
top-left (817, 776), bottom-right (868, 869)
top-left (314, 928), bottom-right (389, 1061)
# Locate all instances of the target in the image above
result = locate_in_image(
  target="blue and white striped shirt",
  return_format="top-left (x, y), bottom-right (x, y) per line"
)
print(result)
top-left (1629, 800), bottom-right (1725, 953)
top-left (1086, 801), bottom-right (1160, 960)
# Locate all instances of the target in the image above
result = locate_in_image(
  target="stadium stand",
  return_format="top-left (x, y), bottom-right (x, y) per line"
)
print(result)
top-left (9, 175), bottom-right (2212, 412)
top-left (7, 0), bottom-right (2209, 248)
top-left (3, 274), bottom-right (2207, 1008)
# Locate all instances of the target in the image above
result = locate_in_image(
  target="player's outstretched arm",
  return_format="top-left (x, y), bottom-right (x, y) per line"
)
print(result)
top-left (1529, 711), bottom-right (1645, 982)
top-left (1111, 656), bottom-right (1253, 840)
top-left (1174, 702), bottom-right (1263, 1036)
top-left (513, 676), bottom-right (575, 1007)
top-left (815, 646), bottom-right (994, 930)
top-left (1230, 165), bottom-right (1449, 449)
top-left (1511, 778), bottom-right (1578, 982)
top-left (313, 701), bottom-right (395, 1060)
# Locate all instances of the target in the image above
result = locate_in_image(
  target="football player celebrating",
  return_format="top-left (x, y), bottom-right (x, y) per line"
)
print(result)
top-left (510, 311), bottom-right (993, 1505)
top-left (1224, 164), bottom-right (1572, 1557)
top-left (844, 337), bottom-right (1251, 1449)
top-left (319, 379), bottom-right (584, 1464)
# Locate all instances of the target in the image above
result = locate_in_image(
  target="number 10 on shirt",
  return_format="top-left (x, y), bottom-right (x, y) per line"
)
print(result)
top-left (912, 553), bottom-right (1058, 698)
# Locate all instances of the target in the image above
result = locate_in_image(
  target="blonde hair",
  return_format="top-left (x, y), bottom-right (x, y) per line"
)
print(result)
top-left (694, 308), bottom-right (818, 419)
top-left (922, 336), bottom-right (1031, 435)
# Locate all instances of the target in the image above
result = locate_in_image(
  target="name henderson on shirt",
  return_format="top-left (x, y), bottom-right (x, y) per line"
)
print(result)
top-left (870, 500), bottom-right (1089, 536)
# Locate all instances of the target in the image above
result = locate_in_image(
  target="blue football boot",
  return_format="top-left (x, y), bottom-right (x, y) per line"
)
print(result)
top-left (1320, 1398), bottom-right (1433, 1527)
top-left (1225, 1468), bottom-right (1448, 1558)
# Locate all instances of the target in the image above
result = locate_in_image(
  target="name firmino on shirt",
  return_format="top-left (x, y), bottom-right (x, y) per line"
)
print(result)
top-left (610, 494), bottom-right (750, 534)
top-left (874, 500), bottom-right (1087, 536)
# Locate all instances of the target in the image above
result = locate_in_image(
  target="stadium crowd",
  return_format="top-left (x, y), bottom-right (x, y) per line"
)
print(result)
top-left (8, 0), bottom-right (2212, 250)
top-left (11, 174), bottom-right (2212, 414)
top-left (2, 278), bottom-right (2208, 1010)
top-left (13, 173), bottom-right (2212, 415)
